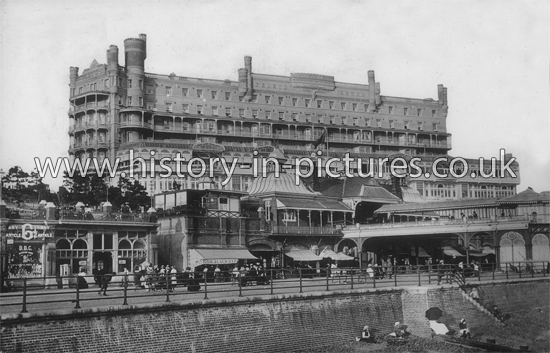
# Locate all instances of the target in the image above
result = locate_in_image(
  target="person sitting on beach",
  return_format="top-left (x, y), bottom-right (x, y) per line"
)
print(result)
top-left (355, 325), bottom-right (376, 343)
top-left (459, 318), bottom-right (471, 338)
top-left (469, 287), bottom-right (480, 302)
top-left (389, 322), bottom-right (410, 338)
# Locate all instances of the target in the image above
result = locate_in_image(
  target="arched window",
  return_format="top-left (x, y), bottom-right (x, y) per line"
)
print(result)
top-left (532, 234), bottom-right (550, 268)
top-left (499, 232), bottom-right (526, 265)
top-left (56, 239), bottom-right (70, 249)
top-left (119, 239), bottom-right (131, 249)
top-left (134, 240), bottom-right (146, 249)
top-left (73, 239), bottom-right (87, 249)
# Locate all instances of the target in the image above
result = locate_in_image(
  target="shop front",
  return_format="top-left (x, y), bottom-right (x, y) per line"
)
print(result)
top-left (188, 248), bottom-right (258, 271)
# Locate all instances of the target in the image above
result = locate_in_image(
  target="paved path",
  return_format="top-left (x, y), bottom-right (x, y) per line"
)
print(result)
top-left (1, 272), bottom-right (546, 316)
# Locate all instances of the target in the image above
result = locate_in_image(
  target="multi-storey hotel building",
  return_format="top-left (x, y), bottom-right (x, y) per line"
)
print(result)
top-left (67, 34), bottom-right (519, 203)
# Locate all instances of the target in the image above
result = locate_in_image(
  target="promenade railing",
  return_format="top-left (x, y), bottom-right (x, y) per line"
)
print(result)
top-left (0, 261), bottom-right (547, 314)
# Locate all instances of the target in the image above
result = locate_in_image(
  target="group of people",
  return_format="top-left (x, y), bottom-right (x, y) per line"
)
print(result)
top-left (435, 258), bottom-right (483, 285)
top-left (355, 322), bottom-right (411, 344)
top-left (355, 317), bottom-right (474, 344)
top-left (135, 264), bottom-right (179, 291)
top-left (230, 263), bottom-right (269, 286)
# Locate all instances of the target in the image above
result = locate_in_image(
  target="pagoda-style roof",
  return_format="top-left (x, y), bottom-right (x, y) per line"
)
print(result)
top-left (247, 172), bottom-right (314, 196)
top-left (320, 177), bottom-right (400, 204)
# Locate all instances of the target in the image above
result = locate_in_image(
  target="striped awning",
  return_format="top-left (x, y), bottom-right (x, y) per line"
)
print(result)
top-left (285, 250), bottom-right (323, 261)
top-left (319, 249), bottom-right (354, 261)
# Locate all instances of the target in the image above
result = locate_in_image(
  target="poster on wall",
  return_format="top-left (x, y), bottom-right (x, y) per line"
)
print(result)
top-left (4, 223), bottom-right (51, 278)
top-left (6, 242), bottom-right (43, 278)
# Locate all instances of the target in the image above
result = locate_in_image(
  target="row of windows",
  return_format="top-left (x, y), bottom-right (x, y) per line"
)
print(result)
top-left (152, 104), bottom-right (441, 131)
top-left (164, 87), bottom-right (436, 115)
top-left (75, 76), bottom-right (437, 118)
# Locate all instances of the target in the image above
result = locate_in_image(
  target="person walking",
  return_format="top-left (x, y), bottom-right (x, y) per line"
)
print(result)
top-left (98, 270), bottom-right (112, 296)
top-left (170, 266), bottom-right (177, 291)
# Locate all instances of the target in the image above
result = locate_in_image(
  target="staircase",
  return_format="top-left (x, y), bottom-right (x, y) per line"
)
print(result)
top-left (452, 274), bottom-right (504, 325)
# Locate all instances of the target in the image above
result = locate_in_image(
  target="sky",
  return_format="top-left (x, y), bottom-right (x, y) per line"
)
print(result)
top-left (0, 0), bottom-right (549, 193)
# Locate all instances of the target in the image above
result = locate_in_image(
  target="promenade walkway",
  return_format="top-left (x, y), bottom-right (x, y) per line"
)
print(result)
top-left (1, 266), bottom-right (547, 317)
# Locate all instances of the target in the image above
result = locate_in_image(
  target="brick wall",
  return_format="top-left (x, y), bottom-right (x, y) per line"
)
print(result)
top-left (1, 289), bottom-right (403, 353)
top-left (474, 280), bottom-right (550, 312)
top-left (2, 280), bottom-right (547, 353)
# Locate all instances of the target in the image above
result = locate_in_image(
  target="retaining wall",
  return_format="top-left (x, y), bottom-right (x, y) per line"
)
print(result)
top-left (1, 279), bottom-right (547, 353)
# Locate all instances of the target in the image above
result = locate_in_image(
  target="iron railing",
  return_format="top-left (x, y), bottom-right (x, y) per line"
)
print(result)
top-left (0, 261), bottom-right (546, 314)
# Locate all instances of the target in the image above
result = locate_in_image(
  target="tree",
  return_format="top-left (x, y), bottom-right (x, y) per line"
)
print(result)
top-left (1, 166), bottom-right (53, 204)
top-left (62, 171), bottom-right (109, 207)
top-left (116, 176), bottom-right (150, 211)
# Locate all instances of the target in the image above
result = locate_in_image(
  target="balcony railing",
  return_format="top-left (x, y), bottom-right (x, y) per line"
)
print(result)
top-left (345, 215), bottom-right (541, 231)
top-left (119, 121), bottom-right (153, 130)
top-left (4, 208), bottom-right (156, 223)
top-left (269, 225), bottom-right (341, 235)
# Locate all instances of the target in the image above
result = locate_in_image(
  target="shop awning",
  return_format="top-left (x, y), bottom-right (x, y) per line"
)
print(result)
top-left (285, 249), bottom-right (323, 261)
top-left (276, 197), bottom-right (351, 212)
top-left (319, 249), bottom-right (354, 261)
top-left (443, 247), bottom-right (465, 257)
top-left (469, 252), bottom-right (489, 257)
top-left (189, 248), bottom-right (258, 266)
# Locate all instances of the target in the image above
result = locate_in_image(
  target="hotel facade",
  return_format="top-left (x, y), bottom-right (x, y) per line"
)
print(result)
top-left (67, 34), bottom-right (520, 205)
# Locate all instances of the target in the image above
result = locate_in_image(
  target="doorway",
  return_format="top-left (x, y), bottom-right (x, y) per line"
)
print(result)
top-left (93, 251), bottom-right (113, 274)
